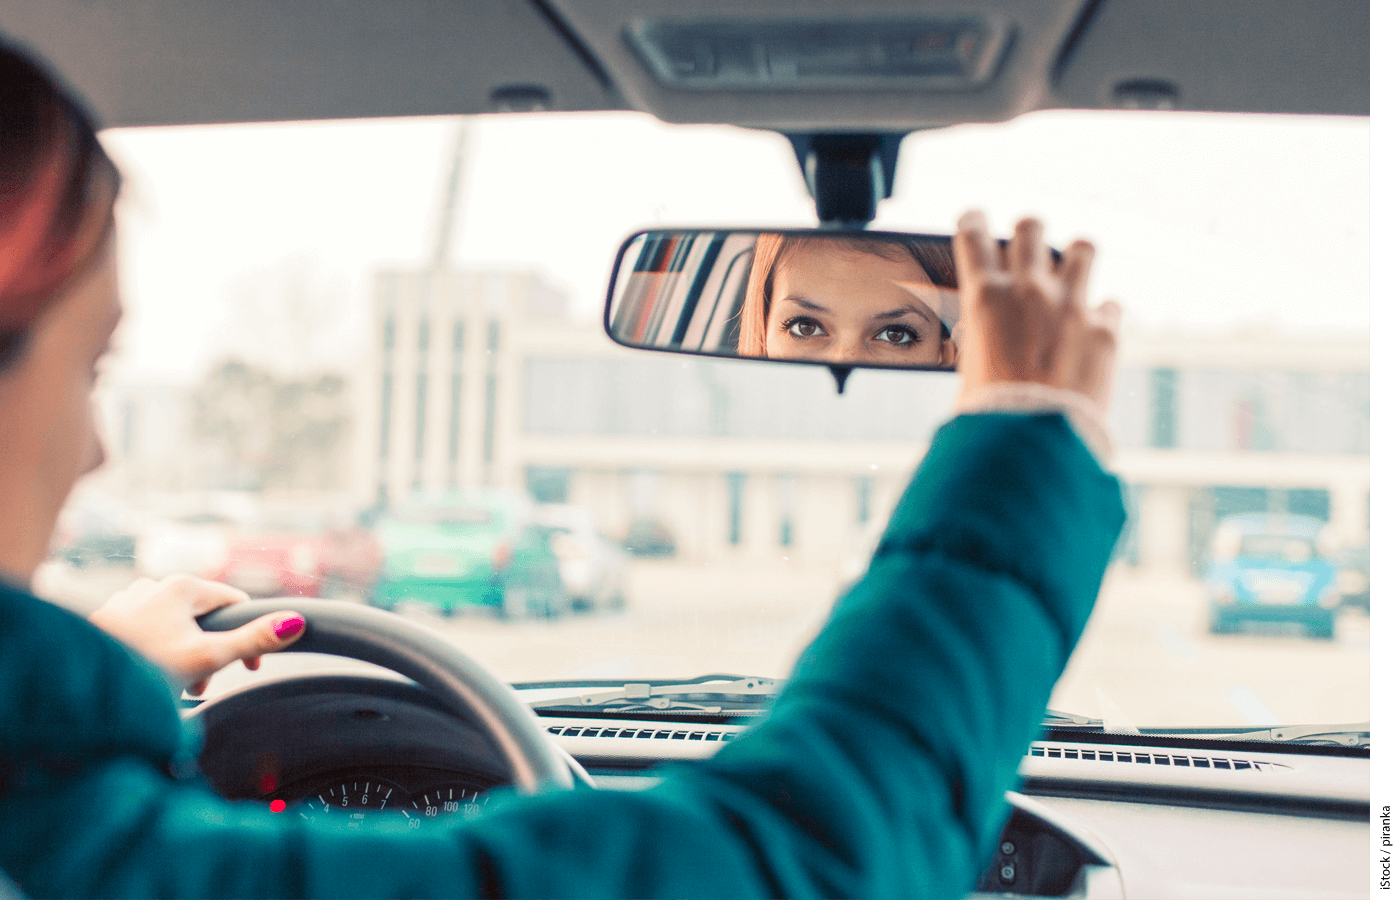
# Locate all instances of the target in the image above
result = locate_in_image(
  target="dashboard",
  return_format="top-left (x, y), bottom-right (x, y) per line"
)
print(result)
top-left (192, 672), bottom-right (1368, 898)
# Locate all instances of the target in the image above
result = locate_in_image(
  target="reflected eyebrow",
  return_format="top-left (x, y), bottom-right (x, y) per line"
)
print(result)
top-left (870, 305), bottom-right (933, 324)
top-left (777, 296), bottom-right (832, 315)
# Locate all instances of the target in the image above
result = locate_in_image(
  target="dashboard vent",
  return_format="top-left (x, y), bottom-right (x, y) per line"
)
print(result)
top-left (1028, 743), bottom-right (1293, 773)
top-left (546, 727), bottom-right (1292, 773)
top-left (546, 724), bottom-right (737, 742)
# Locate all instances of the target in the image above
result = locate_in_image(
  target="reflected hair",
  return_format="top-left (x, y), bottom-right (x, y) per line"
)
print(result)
top-left (0, 39), bottom-right (120, 373)
top-left (737, 233), bottom-right (956, 357)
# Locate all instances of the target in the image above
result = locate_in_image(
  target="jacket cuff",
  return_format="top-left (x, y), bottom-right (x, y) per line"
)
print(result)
top-left (954, 382), bottom-right (1112, 465)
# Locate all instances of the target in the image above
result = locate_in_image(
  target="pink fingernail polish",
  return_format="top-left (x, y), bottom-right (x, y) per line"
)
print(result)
top-left (275, 615), bottom-right (305, 639)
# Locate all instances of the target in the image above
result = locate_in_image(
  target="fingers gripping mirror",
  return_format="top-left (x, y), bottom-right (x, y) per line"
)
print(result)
top-left (605, 230), bottom-right (965, 383)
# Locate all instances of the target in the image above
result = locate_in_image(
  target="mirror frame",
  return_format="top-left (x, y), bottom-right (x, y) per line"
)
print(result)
top-left (603, 227), bottom-right (967, 384)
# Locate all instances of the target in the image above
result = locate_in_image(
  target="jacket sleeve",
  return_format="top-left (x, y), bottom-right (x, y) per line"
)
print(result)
top-left (0, 413), bottom-right (1124, 900)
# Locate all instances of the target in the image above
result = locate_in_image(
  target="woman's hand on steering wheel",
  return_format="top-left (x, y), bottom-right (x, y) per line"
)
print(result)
top-left (89, 575), bottom-right (306, 694)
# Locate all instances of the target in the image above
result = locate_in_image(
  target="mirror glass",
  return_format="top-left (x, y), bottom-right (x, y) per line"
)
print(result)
top-left (605, 230), bottom-right (963, 371)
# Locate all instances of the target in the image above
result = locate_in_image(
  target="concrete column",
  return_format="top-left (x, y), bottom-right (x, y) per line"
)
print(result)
top-left (1137, 485), bottom-right (1191, 575)
top-left (667, 474), bottom-right (706, 561)
top-left (743, 473), bottom-right (777, 558)
top-left (1329, 480), bottom-right (1370, 546)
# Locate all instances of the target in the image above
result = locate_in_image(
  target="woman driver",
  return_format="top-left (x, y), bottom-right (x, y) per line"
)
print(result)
top-left (0, 38), bottom-right (1123, 900)
top-left (737, 233), bottom-right (962, 368)
top-left (0, 45), bottom-right (308, 693)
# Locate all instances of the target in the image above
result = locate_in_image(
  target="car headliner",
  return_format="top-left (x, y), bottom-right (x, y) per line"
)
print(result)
top-left (0, 0), bottom-right (1368, 131)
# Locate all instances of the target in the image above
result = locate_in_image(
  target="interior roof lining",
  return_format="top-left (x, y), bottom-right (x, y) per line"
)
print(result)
top-left (0, 0), bottom-right (1370, 130)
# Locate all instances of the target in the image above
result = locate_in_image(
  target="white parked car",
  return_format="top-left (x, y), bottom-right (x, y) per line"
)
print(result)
top-left (537, 504), bottom-right (627, 613)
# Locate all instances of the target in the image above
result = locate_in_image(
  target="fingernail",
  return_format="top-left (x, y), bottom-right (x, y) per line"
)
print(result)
top-left (274, 615), bottom-right (305, 639)
top-left (958, 210), bottom-right (986, 231)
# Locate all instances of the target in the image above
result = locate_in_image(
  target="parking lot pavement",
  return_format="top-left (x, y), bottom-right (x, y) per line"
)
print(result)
top-left (1051, 569), bottom-right (1370, 728)
top-left (37, 558), bottom-right (1368, 729)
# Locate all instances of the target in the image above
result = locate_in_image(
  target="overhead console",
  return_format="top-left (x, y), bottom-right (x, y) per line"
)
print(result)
top-left (543, 0), bottom-right (1089, 130)
top-left (543, 0), bottom-right (1369, 128)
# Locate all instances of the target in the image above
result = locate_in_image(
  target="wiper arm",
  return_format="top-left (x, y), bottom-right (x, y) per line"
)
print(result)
top-left (527, 677), bottom-right (784, 712)
top-left (1041, 708), bottom-right (1102, 728)
top-left (530, 683), bottom-right (1107, 722)
top-left (1211, 723), bottom-right (1369, 747)
top-left (530, 687), bottom-right (1111, 726)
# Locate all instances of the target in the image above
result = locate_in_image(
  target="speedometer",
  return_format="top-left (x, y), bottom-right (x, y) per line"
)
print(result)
top-left (401, 785), bottom-right (491, 828)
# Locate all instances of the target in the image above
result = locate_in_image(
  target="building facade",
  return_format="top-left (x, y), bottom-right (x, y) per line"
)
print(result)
top-left (359, 268), bottom-right (1370, 575)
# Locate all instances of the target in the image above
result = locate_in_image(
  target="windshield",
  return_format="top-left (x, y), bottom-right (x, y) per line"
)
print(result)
top-left (42, 110), bottom-right (1367, 733)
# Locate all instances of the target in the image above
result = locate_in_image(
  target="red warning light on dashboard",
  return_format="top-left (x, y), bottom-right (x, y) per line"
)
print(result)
top-left (269, 799), bottom-right (286, 813)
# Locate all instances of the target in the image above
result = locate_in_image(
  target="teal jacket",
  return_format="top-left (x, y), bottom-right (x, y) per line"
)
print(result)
top-left (0, 413), bottom-right (1124, 899)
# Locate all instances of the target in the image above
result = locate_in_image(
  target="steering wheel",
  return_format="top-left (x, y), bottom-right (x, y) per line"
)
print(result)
top-left (198, 598), bottom-right (574, 794)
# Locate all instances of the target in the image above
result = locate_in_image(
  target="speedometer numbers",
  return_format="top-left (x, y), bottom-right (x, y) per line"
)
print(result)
top-left (285, 779), bottom-right (489, 830)
top-left (298, 780), bottom-right (403, 829)
top-left (401, 787), bottom-right (489, 829)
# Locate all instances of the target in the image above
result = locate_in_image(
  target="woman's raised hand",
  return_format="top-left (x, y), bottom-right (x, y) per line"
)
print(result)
top-left (89, 575), bottom-right (305, 695)
top-left (952, 211), bottom-right (1120, 413)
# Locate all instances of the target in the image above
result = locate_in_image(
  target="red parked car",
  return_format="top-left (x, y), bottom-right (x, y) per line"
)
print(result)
top-left (212, 511), bottom-right (381, 599)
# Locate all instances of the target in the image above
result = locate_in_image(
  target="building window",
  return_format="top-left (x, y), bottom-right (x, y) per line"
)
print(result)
top-left (1231, 391), bottom-right (1275, 451)
top-left (1149, 367), bottom-right (1178, 449)
top-left (412, 317), bottom-right (430, 491)
top-left (378, 316), bottom-right (396, 459)
top-left (1213, 485), bottom-right (1269, 519)
top-left (776, 474), bottom-right (796, 549)
top-left (447, 319), bottom-right (465, 483)
top-left (1286, 488), bottom-right (1331, 521)
top-left (853, 475), bottom-right (873, 525)
top-left (482, 320), bottom-right (500, 480)
top-left (526, 467), bottom-right (572, 504)
top-left (378, 373), bottom-right (393, 460)
top-left (726, 472), bottom-right (746, 546)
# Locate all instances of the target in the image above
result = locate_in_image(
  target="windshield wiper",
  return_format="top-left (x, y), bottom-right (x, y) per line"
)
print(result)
top-left (526, 682), bottom-right (1112, 727)
top-left (1040, 709), bottom-right (1103, 728)
top-left (525, 677), bottom-right (1367, 749)
top-left (1187, 723), bottom-right (1370, 748)
top-left (525, 677), bottom-right (784, 714)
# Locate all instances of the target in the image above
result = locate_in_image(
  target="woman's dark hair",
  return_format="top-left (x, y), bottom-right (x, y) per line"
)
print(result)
top-left (737, 233), bottom-right (957, 357)
top-left (0, 39), bottom-right (120, 372)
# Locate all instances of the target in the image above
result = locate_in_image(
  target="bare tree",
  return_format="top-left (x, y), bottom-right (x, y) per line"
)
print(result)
top-left (192, 361), bottom-right (350, 491)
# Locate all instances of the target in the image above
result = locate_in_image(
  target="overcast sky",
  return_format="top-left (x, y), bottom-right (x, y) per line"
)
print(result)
top-left (99, 110), bottom-right (1368, 383)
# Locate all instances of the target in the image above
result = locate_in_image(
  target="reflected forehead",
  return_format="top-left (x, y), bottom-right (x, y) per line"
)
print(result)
top-left (772, 245), bottom-right (937, 325)
top-left (776, 243), bottom-right (930, 288)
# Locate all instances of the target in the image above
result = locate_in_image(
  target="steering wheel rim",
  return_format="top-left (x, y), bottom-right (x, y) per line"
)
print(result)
top-left (198, 598), bottom-right (574, 794)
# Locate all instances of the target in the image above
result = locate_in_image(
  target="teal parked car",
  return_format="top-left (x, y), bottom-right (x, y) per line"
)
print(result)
top-left (369, 493), bottom-right (567, 619)
top-left (1205, 513), bottom-right (1341, 639)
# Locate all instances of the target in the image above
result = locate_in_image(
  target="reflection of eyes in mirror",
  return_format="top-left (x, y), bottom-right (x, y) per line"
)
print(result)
top-left (750, 237), bottom-right (958, 368)
top-left (605, 229), bottom-right (962, 372)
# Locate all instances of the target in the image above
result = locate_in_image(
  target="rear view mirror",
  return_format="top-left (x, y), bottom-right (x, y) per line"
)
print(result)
top-left (604, 229), bottom-right (962, 374)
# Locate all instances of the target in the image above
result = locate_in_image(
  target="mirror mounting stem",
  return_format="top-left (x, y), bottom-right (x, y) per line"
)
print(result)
top-left (789, 133), bottom-right (904, 229)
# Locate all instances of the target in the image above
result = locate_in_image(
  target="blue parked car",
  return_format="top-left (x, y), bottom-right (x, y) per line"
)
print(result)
top-left (1206, 513), bottom-right (1341, 639)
